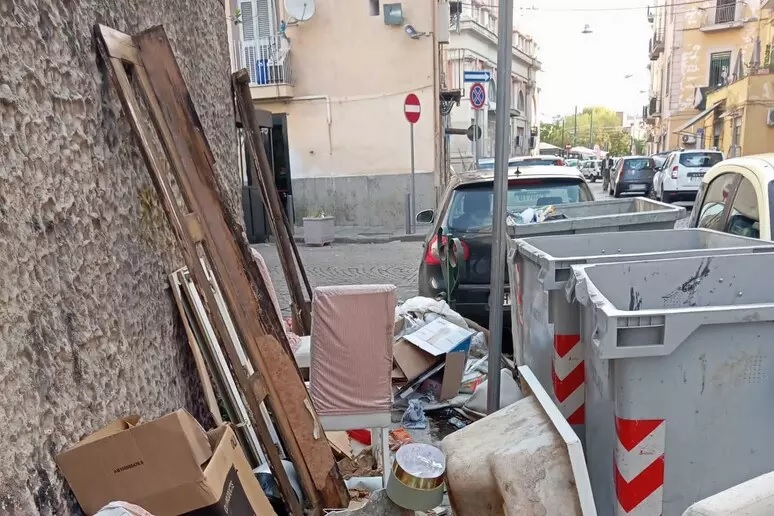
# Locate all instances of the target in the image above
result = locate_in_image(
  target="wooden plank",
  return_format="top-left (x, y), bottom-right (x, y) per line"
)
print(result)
top-left (233, 70), bottom-right (312, 334)
top-left (169, 271), bottom-right (223, 426)
top-left (97, 24), bottom-right (348, 511)
top-left (94, 26), bottom-right (307, 516)
top-left (183, 212), bottom-right (205, 242)
top-left (97, 24), bottom-right (140, 64)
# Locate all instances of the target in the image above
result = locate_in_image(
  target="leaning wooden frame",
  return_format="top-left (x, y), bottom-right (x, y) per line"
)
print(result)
top-left (94, 24), bottom-right (348, 514)
top-left (232, 72), bottom-right (314, 335)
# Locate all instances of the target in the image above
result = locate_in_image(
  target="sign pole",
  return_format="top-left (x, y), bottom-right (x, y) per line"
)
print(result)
top-left (403, 93), bottom-right (421, 234)
top-left (487, 0), bottom-right (514, 414)
top-left (410, 122), bottom-right (416, 233)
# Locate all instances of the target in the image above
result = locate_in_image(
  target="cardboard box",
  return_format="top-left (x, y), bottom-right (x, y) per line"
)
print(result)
top-left (393, 319), bottom-right (473, 401)
top-left (57, 409), bottom-right (276, 515)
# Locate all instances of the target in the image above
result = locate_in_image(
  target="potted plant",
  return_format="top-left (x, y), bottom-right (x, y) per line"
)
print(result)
top-left (303, 209), bottom-right (335, 246)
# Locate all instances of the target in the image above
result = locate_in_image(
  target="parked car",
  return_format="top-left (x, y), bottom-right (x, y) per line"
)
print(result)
top-left (477, 155), bottom-right (565, 169)
top-left (579, 160), bottom-right (602, 182)
top-left (415, 166), bottom-right (594, 339)
top-left (565, 158), bottom-right (580, 168)
top-left (650, 150), bottom-right (673, 170)
top-left (653, 150), bottom-right (724, 203)
top-left (609, 156), bottom-right (658, 197)
top-left (689, 154), bottom-right (774, 240)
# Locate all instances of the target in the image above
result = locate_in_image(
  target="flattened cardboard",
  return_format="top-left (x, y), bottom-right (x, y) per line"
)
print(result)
top-left (57, 410), bottom-right (276, 515)
top-left (393, 330), bottom-right (472, 401)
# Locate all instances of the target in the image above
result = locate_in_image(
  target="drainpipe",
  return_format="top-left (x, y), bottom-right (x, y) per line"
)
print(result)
top-left (292, 95), bottom-right (333, 155)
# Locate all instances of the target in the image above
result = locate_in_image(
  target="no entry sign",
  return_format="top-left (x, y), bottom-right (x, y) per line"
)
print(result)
top-left (404, 94), bottom-right (421, 124)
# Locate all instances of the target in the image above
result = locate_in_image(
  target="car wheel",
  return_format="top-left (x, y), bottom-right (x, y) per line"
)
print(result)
top-left (661, 187), bottom-right (673, 204)
top-left (613, 185), bottom-right (621, 198)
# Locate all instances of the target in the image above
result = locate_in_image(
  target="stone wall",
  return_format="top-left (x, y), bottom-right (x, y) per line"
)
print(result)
top-left (0, 1), bottom-right (237, 513)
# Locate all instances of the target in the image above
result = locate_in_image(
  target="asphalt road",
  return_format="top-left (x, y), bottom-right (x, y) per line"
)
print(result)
top-left (258, 181), bottom-right (691, 312)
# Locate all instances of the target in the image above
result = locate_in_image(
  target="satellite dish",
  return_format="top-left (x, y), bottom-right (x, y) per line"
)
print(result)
top-left (284, 0), bottom-right (316, 22)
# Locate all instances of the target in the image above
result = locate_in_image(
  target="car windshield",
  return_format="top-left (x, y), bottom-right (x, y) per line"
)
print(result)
top-left (624, 158), bottom-right (655, 170)
top-left (679, 152), bottom-right (722, 168)
top-left (444, 179), bottom-right (592, 232)
top-left (512, 158), bottom-right (557, 166)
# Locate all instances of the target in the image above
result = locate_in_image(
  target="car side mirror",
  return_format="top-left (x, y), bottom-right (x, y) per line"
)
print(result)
top-left (416, 209), bottom-right (435, 224)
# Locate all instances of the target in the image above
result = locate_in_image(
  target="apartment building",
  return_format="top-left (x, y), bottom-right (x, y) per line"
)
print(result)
top-left (645, 0), bottom-right (772, 154)
top-left (443, 1), bottom-right (541, 171)
top-left (229, 0), bottom-right (442, 228)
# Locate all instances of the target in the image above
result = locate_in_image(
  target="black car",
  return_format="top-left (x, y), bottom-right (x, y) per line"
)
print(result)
top-left (415, 167), bottom-right (594, 345)
top-left (610, 156), bottom-right (658, 197)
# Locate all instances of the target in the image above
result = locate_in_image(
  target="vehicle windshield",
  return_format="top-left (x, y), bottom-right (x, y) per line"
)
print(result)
top-left (679, 152), bottom-right (723, 168)
top-left (477, 158), bottom-right (558, 169)
top-left (444, 179), bottom-right (592, 232)
top-left (623, 158), bottom-right (655, 170)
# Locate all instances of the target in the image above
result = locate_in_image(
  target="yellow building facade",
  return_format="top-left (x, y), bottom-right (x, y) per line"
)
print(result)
top-left (645, 0), bottom-right (774, 154)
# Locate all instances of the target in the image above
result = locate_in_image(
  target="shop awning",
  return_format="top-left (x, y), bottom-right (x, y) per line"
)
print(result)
top-left (673, 101), bottom-right (722, 134)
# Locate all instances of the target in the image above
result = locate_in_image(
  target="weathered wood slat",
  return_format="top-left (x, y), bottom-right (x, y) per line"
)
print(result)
top-left (94, 23), bottom-right (349, 513)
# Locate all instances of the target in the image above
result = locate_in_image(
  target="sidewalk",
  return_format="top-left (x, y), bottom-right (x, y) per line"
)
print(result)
top-left (290, 225), bottom-right (427, 244)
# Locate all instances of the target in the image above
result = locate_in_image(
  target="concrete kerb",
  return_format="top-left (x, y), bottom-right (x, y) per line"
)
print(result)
top-left (292, 233), bottom-right (426, 245)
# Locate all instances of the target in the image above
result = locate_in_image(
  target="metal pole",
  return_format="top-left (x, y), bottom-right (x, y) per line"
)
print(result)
top-left (561, 118), bottom-right (565, 156)
top-left (474, 110), bottom-right (480, 168)
top-left (405, 192), bottom-right (412, 235)
top-left (573, 105), bottom-right (578, 147)
top-left (486, 0), bottom-right (513, 414)
top-left (410, 123), bottom-right (416, 234)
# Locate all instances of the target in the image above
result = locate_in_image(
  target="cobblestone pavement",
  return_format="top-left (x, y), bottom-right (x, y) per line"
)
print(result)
top-left (254, 241), bottom-right (424, 314)
top-left (256, 182), bottom-right (691, 313)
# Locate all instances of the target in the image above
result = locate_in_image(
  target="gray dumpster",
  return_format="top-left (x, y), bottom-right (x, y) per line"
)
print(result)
top-left (568, 253), bottom-right (774, 516)
top-left (505, 197), bottom-right (686, 239)
top-left (509, 229), bottom-right (774, 441)
top-left (507, 197), bottom-right (685, 375)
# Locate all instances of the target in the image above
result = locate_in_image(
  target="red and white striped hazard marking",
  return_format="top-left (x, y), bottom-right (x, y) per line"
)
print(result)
top-left (615, 417), bottom-right (666, 516)
top-left (551, 334), bottom-right (584, 424)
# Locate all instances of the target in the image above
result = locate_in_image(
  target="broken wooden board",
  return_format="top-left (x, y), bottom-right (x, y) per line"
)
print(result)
top-left (233, 71), bottom-right (312, 334)
top-left (94, 24), bottom-right (348, 513)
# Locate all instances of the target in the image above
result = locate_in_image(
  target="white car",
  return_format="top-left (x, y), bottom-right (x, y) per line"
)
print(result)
top-left (654, 150), bottom-right (724, 203)
top-left (579, 160), bottom-right (602, 182)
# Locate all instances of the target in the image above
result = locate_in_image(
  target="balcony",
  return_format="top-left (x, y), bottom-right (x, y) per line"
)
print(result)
top-left (648, 96), bottom-right (661, 118)
top-left (234, 35), bottom-right (294, 100)
top-left (649, 31), bottom-right (664, 60)
top-left (701, 1), bottom-right (744, 31)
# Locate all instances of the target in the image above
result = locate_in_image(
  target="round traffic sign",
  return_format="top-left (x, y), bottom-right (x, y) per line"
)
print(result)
top-left (466, 124), bottom-right (482, 142)
top-left (404, 93), bottom-right (421, 124)
top-left (469, 82), bottom-right (486, 110)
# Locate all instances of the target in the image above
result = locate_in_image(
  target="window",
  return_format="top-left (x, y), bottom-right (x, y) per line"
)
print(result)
top-left (665, 61), bottom-right (671, 95)
top-left (715, 0), bottom-right (737, 24)
top-left (518, 91), bottom-right (525, 111)
top-left (709, 52), bottom-right (732, 88)
top-left (369, 0), bottom-right (379, 16)
top-left (727, 177), bottom-right (759, 238)
top-left (697, 173), bottom-right (738, 230)
top-left (444, 179), bottom-right (593, 232)
top-left (732, 117), bottom-right (742, 147)
top-left (679, 152), bottom-right (723, 167)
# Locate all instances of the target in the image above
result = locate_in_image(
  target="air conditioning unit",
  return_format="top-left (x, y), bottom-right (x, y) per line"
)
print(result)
top-left (767, 108), bottom-right (774, 126)
top-left (682, 134), bottom-right (696, 144)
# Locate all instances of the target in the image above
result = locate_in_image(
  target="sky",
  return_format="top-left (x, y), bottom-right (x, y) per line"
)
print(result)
top-left (514, 0), bottom-right (653, 121)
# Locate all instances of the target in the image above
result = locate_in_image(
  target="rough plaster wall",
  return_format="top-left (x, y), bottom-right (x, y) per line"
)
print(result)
top-left (0, 0), bottom-right (239, 513)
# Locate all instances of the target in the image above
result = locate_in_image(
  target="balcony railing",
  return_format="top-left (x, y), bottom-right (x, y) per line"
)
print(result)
top-left (649, 30), bottom-right (665, 60)
top-left (701, 2), bottom-right (744, 30)
top-left (235, 35), bottom-right (292, 87)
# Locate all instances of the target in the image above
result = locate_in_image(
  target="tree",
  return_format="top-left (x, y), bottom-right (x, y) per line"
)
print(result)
top-left (540, 106), bottom-right (644, 155)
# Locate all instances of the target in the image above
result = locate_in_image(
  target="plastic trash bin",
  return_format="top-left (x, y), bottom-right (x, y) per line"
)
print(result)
top-left (568, 253), bottom-right (774, 516)
top-left (509, 229), bottom-right (774, 440)
top-left (507, 197), bottom-right (685, 376)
